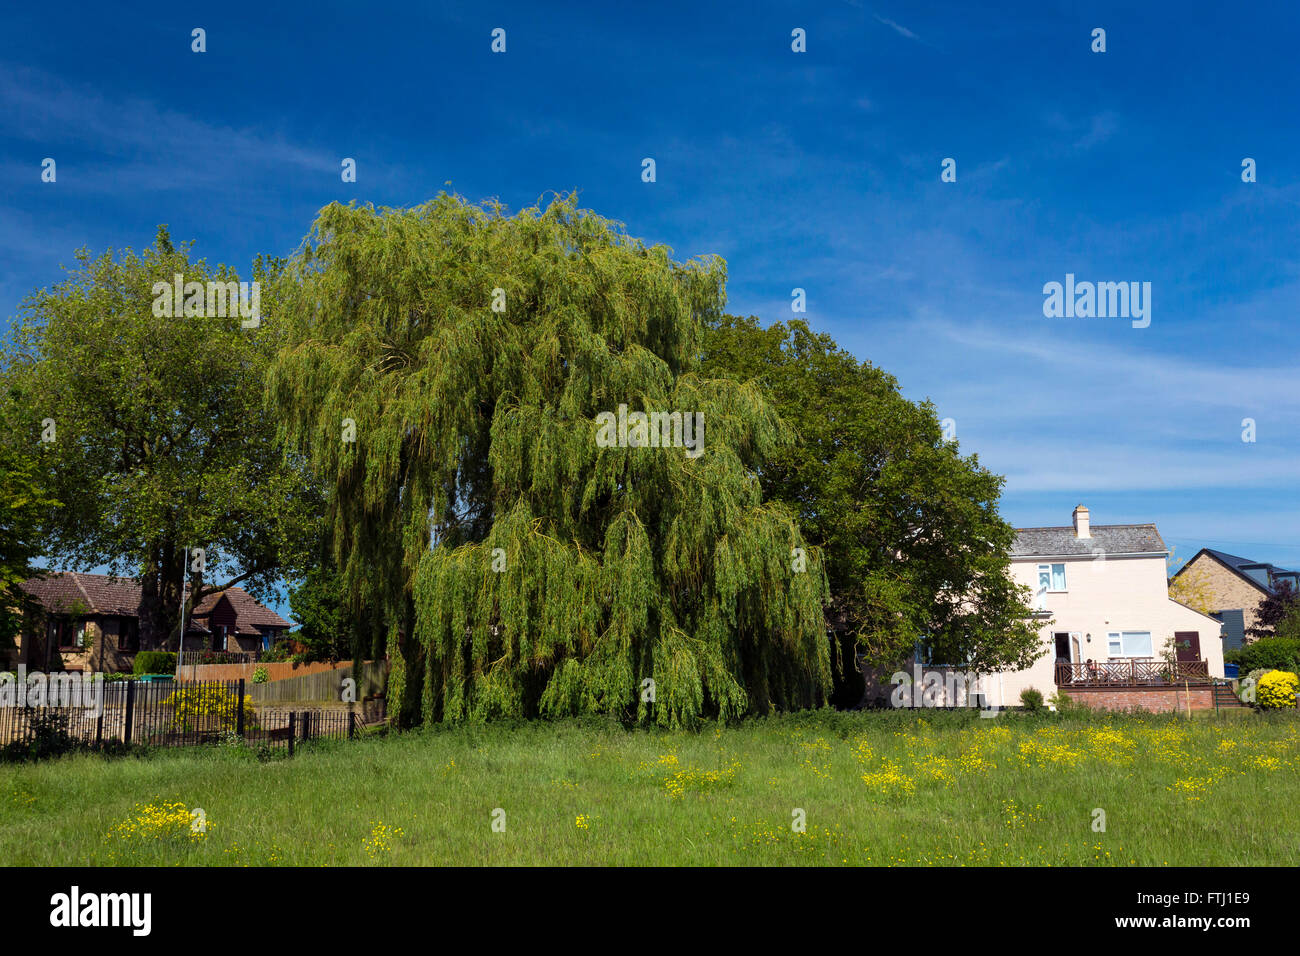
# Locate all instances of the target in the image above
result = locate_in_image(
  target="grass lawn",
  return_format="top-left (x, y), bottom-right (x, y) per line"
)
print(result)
top-left (1, 708), bottom-right (1295, 866)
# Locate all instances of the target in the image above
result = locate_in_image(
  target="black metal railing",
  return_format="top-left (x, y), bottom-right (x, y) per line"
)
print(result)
top-left (1, 677), bottom-right (359, 755)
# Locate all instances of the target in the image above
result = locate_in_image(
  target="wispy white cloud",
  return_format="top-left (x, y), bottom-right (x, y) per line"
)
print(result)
top-left (873, 14), bottom-right (920, 41)
top-left (0, 64), bottom-right (338, 192)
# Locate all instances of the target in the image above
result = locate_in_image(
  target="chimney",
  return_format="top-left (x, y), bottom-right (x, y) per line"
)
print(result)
top-left (1073, 504), bottom-right (1091, 539)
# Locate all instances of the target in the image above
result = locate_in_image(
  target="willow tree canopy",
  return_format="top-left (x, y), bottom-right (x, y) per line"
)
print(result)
top-left (267, 193), bottom-right (829, 726)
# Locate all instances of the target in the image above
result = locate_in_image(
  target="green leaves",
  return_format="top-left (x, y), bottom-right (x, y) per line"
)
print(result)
top-left (1, 227), bottom-right (323, 645)
top-left (270, 194), bottom-right (830, 726)
top-left (701, 315), bottom-right (1040, 677)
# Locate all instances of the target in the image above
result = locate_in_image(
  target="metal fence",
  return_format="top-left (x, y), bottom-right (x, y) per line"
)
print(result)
top-left (0, 678), bottom-right (358, 753)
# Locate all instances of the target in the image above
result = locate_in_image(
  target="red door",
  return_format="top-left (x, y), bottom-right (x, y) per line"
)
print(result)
top-left (1174, 632), bottom-right (1200, 662)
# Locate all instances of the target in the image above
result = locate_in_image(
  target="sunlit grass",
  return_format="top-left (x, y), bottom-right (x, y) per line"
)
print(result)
top-left (1, 708), bottom-right (1294, 865)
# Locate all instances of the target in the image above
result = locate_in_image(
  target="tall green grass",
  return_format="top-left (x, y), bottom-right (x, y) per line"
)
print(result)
top-left (1, 709), bottom-right (1293, 865)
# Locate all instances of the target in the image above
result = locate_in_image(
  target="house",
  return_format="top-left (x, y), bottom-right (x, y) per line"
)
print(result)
top-left (1169, 548), bottom-right (1299, 652)
top-left (14, 572), bottom-right (291, 673)
top-left (993, 505), bottom-right (1225, 712)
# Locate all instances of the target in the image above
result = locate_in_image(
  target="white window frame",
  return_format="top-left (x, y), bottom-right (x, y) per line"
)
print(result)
top-left (1037, 563), bottom-right (1067, 593)
top-left (1106, 630), bottom-right (1153, 659)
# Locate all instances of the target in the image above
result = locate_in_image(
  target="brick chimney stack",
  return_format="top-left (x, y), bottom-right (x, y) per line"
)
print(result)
top-left (1073, 504), bottom-right (1091, 539)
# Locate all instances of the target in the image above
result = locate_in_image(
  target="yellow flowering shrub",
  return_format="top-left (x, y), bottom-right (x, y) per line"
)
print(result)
top-left (1256, 671), bottom-right (1299, 709)
top-left (161, 684), bottom-right (258, 731)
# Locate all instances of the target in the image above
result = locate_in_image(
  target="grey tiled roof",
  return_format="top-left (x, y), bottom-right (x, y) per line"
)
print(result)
top-left (1011, 524), bottom-right (1166, 557)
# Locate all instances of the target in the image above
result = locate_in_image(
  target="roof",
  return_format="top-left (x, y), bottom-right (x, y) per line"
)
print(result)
top-left (1011, 523), bottom-right (1166, 558)
top-left (192, 588), bottom-right (291, 631)
top-left (1176, 548), bottom-right (1299, 594)
top-left (19, 571), bottom-right (140, 615)
top-left (18, 572), bottom-right (290, 630)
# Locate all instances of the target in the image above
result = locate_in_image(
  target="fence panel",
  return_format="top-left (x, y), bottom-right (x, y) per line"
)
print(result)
top-left (1, 678), bottom-right (358, 754)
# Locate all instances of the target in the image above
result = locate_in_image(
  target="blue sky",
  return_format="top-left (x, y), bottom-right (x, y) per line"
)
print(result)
top-left (3, 0), bottom-right (1298, 613)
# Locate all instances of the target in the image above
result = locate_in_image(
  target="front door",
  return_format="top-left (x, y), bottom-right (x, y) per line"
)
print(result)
top-left (1174, 631), bottom-right (1200, 662)
top-left (1054, 633), bottom-right (1072, 662)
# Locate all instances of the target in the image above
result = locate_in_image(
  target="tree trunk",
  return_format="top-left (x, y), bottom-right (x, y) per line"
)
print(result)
top-left (138, 556), bottom-right (162, 651)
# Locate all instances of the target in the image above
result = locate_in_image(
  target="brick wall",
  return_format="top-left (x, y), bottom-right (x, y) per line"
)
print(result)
top-left (1066, 684), bottom-right (1215, 713)
top-left (1183, 553), bottom-right (1268, 637)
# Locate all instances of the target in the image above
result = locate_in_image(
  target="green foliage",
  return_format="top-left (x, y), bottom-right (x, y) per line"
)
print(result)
top-left (1246, 581), bottom-right (1299, 640)
top-left (1020, 688), bottom-right (1045, 712)
top-left (1226, 637), bottom-right (1300, 675)
top-left (1272, 605), bottom-right (1300, 643)
top-left (0, 441), bottom-right (59, 644)
top-left (287, 564), bottom-right (368, 662)
top-left (268, 194), bottom-right (830, 727)
top-left (252, 665), bottom-right (269, 684)
top-left (133, 651), bottom-right (177, 675)
top-left (260, 640), bottom-right (293, 663)
top-left (1, 710), bottom-right (80, 762)
top-left (1256, 671), bottom-right (1299, 709)
top-left (0, 227), bottom-right (323, 648)
top-left (1046, 689), bottom-right (1087, 716)
top-left (699, 315), bottom-right (1041, 675)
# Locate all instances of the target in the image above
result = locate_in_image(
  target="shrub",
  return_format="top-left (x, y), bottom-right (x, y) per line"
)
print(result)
top-left (1, 710), bottom-right (80, 762)
top-left (1256, 670), bottom-right (1299, 709)
top-left (1239, 668), bottom-right (1287, 704)
top-left (133, 651), bottom-right (177, 675)
top-left (1047, 689), bottom-right (1088, 716)
top-left (252, 665), bottom-right (269, 684)
top-left (1020, 688), bottom-right (1045, 712)
top-left (260, 640), bottom-right (292, 663)
top-left (160, 684), bottom-right (258, 732)
top-left (1226, 637), bottom-right (1300, 674)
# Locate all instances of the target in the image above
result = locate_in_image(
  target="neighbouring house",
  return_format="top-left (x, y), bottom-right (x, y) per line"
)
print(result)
top-left (1169, 548), bottom-right (1299, 652)
top-left (993, 505), bottom-right (1226, 712)
top-left (14, 572), bottom-right (291, 673)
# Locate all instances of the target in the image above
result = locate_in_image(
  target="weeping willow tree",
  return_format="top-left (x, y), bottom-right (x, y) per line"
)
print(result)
top-left (266, 193), bottom-right (829, 727)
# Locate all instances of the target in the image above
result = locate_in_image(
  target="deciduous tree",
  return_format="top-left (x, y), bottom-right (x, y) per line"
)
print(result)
top-left (267, 194), bottom-right (829, 726)
top-left (1, 228), bottom-right (321, 651)
top-left (700, 315), bottom-right (1041, 700)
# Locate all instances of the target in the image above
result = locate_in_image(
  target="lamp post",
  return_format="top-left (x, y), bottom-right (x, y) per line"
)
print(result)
top-left (174, 547), bottom-right (189, 680)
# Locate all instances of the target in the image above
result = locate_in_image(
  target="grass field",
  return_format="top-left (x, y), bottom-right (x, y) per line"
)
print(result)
top-left (2, 708), bottom-right (1296, 866)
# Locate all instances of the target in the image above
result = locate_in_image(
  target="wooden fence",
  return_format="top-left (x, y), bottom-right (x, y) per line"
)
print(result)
top-left (246, 660), bottom-right (388, 704)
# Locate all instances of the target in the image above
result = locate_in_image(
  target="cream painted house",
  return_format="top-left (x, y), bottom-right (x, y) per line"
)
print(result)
top-left (990, 505), bottom-right (1225, 707)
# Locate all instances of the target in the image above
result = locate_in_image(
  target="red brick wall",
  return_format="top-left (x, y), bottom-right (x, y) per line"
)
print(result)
top-left (1066, 685), bottom-right (1214, 713)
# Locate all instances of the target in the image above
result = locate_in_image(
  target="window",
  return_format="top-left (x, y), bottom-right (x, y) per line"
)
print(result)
top-left (1106, 631), bottom-right (1153, 658)
top-left (56, 618), bottom-right (86, 649)
top-left (119, 618), bottom-right (139, 652)
top-left (1037, 563), bottom-right (1067, 593)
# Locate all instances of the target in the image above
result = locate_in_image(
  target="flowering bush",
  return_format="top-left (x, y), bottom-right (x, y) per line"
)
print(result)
top-left (1256, 670), bottom-right (1299, 709)
top-left (161, 684), bottom-right (258, 731)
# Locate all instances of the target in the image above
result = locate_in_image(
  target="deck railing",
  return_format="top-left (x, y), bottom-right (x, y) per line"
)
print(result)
top-left (1055, 659), bottom-right (1211, 687)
